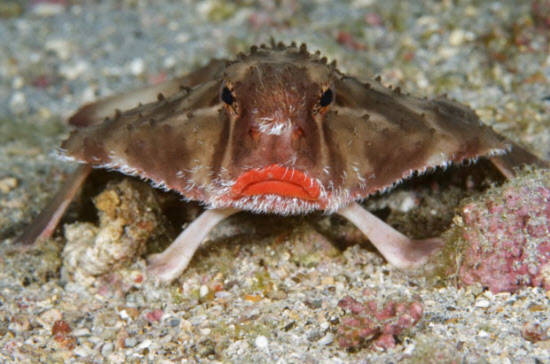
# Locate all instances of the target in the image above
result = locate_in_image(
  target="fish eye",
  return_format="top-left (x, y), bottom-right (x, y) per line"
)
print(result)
top-left (221, 86), bottom-right (235, 105)
top-left (319, 88), bottom-right (333, 107)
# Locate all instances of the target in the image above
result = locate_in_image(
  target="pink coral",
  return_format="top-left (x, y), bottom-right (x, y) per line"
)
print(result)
top-left (457, 170), bottom-right (550, 293)
top-left (336, 292), bottom-right (423, 350)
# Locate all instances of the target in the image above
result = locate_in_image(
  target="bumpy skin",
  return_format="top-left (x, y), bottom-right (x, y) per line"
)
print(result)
top-left (59, 43), bottom-right (513, 215)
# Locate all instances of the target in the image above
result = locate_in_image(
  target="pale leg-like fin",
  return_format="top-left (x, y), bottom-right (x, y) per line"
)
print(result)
top-left (147, 208), bottom-right (240, 282)
top-left (16, 164), bottom-right (92, 246)
top-left (337, 202), bottom-right (444, 269)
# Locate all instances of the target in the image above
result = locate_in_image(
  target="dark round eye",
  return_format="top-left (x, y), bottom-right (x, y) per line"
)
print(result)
top-left (319, 88), bottom-right (333, 107)
top-left (221, 86), bottom-right (235, 105)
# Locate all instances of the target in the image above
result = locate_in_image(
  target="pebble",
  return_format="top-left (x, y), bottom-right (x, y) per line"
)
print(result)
top-left (9, 315), bottom-right (30, 333)
top-left (307, 329), bottom-right (322, 342)
top-left (199, 285), bottom-right (209, 298)
top-left (0, 177), bottom-right (18, 194)
top-left (398, 194), bottom-right (417, 212)
top-left (318, 333), bottom-right (334, 346)
top-left (403, 343), bottom-right (416, 355)
top-left (175, 33), bottom-right (190, 43)
top-left (124, 337), bottom-right (137, 348)
top-left (101, 342), bottom-right (114, 356)
top-left (37, 308), bottom-right (62, 327)
top-left (163, 56), bottom-right (176, 68)
top-left (475, 299), bottom-right (491, 308)
top-left (128, 58), bottom-right (145, 76)
top-left (81, 86), bottom-right (97, 103)
top-left (31, 3), bottom-right (66, 17)
top-left (107, 352), bottom-right (126, 363)
top-left (254, 335), bottom-right (269, 350)
top-left (9, 92), bottom-right (26, 113)
top-left (478, 330), bottom-right (490, 338)
top-left (215, 291), bottom-right (231, 299)
top-left (44, 39), bottom-right (72, 60)
top-left (119, 310), bottom-right (130, 320)
top-left (168, 318), bottom-right (180, 327)
top-left (449, 29), bottom-right (467, 46)
top-left (136, 339), bottom-right (152, 350)
top-left (60, 60), bottom-right (89, 80)
top-left (72, 328), bottom-right (90, 337)
top-left (74, 345), bottom-right (94, 357)
top-left (11, 77), bottom-right (24, 89)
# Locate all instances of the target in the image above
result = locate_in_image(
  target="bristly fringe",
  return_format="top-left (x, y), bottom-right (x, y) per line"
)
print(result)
top-left (52, 144), bottom-right (511, 215)
top-left (358, 145), bottom-right (511, 199)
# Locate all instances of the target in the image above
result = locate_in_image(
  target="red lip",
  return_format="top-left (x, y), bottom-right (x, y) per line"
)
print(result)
top-left (231, 165), bottom-right (321, 201)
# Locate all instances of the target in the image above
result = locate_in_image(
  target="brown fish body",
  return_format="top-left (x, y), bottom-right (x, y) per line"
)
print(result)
top-left (21, 42), bottom-right (548, 281)
top-left (60, 44), bottom-right (510, 215)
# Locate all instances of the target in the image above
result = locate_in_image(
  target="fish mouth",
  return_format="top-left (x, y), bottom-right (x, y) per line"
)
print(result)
top-left (231, 165), bottom-right (321, 201)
